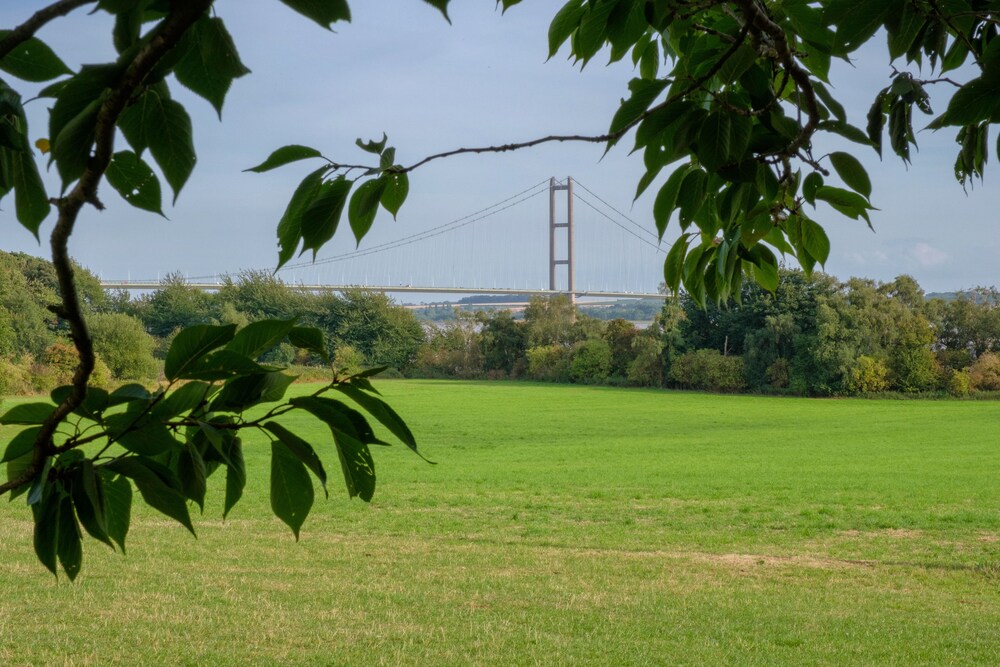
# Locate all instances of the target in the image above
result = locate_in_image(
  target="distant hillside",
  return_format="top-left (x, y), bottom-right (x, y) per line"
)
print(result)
top-left (927, 290), bottom-right (999, 304)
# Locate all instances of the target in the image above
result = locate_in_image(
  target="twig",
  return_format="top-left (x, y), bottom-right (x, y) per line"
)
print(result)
top-left (401, 20), bottom-right (752, 174)
top-left (0, 0), bottom-right (96, 61)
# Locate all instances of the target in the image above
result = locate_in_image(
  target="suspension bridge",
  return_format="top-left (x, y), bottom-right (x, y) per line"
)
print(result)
top-left (99, 177), bottom-right (670, 302)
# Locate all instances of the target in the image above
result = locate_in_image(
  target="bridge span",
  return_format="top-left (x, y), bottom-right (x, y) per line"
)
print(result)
top-left (98, 282), bottom-right (668, 301)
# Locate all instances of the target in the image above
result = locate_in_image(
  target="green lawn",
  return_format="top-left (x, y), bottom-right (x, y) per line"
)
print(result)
top-left (2, 380), bottom-right (999, 665)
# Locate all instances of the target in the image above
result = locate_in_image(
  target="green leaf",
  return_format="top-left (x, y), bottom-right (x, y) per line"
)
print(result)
top-left (174, 17), bottom-right (250, 118)
top-left (106, 413), bottom-right (179, 456)
top-left (152, 381), bottom-right (210, 419)
top-left (226, 318), bottom-right (297, 359)
top-left (108, 383), bottom-right (151, 406)
top-left (379, 147), bottom-right (396, 170)
top-left (105, 150), bottom-right (164, 215)
top-left (101, 471), bottom-right (132, 554)
top-left (105, 457), bottom-right (195, 536)
top-left (653, 165), bottom-right (689, 240)
top-left (276, 166), bottom-right (326, 270)
top-left (48, 65), bottom-right (118, 149)
top-left (574, 0), bottom-right (616, 64)
top-left (181, 350), bottom-right (272, 381)
top-left (380, 172), bottom-right (409, 219)
top-left (930, 74), bottom-right (1000, 128)
top-left (9, 146), bottom-right (51, 237)
top-left (288, 326), bottom-right (329, 363)
top-left (333, 383), bottom-right (420, 454)
top-left (750, 248), bottom-right (779, 292)
top-left (676, 168), bottom-right (707, 230)
top-left (355, 133), bottom-right (387, 155)
top-left (697, 110), bottom-right (732, 172)
top-left (278, 0), bottom-right (351, 28)
top-left (716, 43), bottom-right (757, 85)
top-left (548, 0), bottom-right (586, 58)
top-left (1, 427), bottom-right (40, 463)
top-left (270, 441), bottom-right (314, 540)
top-left (828, 151), bottom-right (872, 198)
top-left (867, 93), bottom-right (885, 157)
top-left (70, 460), bottom-right (112, 548)
top-left (421, 0), bottom-right (451, 22)
top-left (177, 443), bottom-right (207, 511)
top-left (783, 2), bottom-right (834, 48)
top-left (0, 32), bottom-right (73, 82)
top-left (56, 494), bottom-right (82, 581)
top-left (348, 177), bottom-right (388, 245)
top-left (802, 171), bottom-right (823, 205)
top-left (814, 82), bottom-right (846, 123)
top-left (51, 99), bottom-right (99, 189)
top-left (326, 401), bottom-right (391, 446)
top-left (50, 385), bottom-right (110, 421)
top-left (147, 95), bottom-right (196, 202)
top-left (246, 144), bottom-right (323, 173)
top-left (831, 0), bottom-right (889, 53)
top-left (6, 451), bottom-right (34, 502)
top-left (301, 176), bottom-right (352, 257)
top-left (291, 396), bottom-right (377, 501)
top-left (814, 185), bottom-right (874, 211)
top-left (26, 456), bottom-right (51, 506)
top-left (800, 217), bottom-right (831, 265)
top-left (264, 422), bottom-right (328, 497)
top-left (223, 437), bottom-right (246, 519)
top-left (663, 234), bottom-right (690, 293)
top-left (210, 372), bottom-right (295, 412)
top-left (32, 489), bottom-right (59, 577)
top-left (819, 120), bottom-right (872, 146)
top-left (0, 402), bottom-right (55, 425)
top-left (609, 78), bottom-right (669, 137)
top-left (164, 324), bottom-right (236, 381)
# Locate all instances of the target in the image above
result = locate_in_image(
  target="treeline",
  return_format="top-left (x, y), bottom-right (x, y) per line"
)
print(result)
top-left (415, 270), bottom-right (1000, 397)
top-left (3, 248), bottom-right (1000, 398)
top-left (0, 250), bottom-right (423, 394)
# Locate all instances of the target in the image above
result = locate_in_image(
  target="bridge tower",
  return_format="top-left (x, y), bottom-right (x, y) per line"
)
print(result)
top-left (548, 176), bottom-right (575, 303)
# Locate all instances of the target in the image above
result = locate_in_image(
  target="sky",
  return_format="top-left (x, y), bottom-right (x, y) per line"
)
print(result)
top-left (0, 0), bottom-right (996, 296)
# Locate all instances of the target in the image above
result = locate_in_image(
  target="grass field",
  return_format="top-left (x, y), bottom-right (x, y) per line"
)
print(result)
top-left (2, 380), bottom-right (1000, 665)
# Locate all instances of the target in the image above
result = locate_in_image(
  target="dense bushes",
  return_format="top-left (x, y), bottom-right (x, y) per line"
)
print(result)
top-left (669, 350), bottom-right (745, 392)
top-left (405, 271), bottom-right (1000, 398)
top-left (969, 352), bottom-right (1000, 391)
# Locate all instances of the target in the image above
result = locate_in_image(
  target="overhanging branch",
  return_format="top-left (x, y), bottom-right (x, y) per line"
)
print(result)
top-left (0, 0), bottom-right (215, 498)
top-left (0, 0), bottom-right (96, 61)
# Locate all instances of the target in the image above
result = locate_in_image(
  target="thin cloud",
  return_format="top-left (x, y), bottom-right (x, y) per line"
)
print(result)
top-left (911, 243), bottom-right (948, 268)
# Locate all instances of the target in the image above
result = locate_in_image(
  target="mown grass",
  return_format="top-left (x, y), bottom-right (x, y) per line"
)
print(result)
top-left (1, 380), bottom-right (999, 665)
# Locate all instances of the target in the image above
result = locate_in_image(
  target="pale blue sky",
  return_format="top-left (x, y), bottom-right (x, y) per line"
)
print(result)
top-left (0, 0), bottom-right (996, 294)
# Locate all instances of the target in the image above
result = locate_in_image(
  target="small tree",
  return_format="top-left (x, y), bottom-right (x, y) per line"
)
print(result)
top-left (969, 353), bottom-right (1000, 392)
top-left (603, 318), bottom-right (638, 380)
top-left (478, 310), bottom-right (527, 376)
top-left (846, 355), bottom-right (890, 394)
top-left (86, 312), bottom-right (157, 381)
top-left (570, 338), bottom-right (612, 384)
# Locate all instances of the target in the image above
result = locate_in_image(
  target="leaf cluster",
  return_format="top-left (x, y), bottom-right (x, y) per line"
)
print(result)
top-left (2, 318), bottom-right (426, 579)
top-left (524, 0), bottom-right (999, 306)
top-left (245, 136), bottom-right (410, 270)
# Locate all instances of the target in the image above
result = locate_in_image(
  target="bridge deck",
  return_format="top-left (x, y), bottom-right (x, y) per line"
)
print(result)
top-left (99, 282), bottom-right (669, 300)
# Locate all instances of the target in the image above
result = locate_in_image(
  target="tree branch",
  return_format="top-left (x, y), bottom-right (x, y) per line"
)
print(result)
top-left (0, 0), bottom-right (96, 61)
top-left (0, 0), bottom-right (215, 498)
top-left (400, 20), bottom-right (752, 175)
top-left (735, 0), bottom-right (821, 164)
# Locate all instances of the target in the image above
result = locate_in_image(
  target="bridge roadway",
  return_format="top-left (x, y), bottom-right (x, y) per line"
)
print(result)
top-left (98, 282), bottom-right (669, 301)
